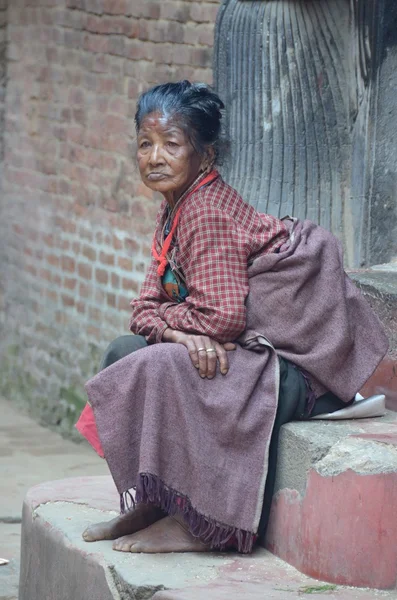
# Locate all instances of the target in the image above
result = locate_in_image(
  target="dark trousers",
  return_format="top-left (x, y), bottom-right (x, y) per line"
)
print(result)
top-left (100, 335), bottom-right (350, 542)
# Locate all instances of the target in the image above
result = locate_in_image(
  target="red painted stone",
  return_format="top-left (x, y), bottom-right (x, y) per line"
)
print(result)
top-left (266, 469), bottom-right (397, 589)
top-left (360, 356), bottom-right (397, 412)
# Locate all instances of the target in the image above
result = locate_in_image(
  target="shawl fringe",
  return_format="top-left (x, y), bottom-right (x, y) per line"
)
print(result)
top-left (120, 472), bottom-right (256, 554)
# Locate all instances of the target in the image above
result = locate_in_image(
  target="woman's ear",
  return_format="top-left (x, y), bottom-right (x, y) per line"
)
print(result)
top-left (201, 146), bottom-right (216, 172)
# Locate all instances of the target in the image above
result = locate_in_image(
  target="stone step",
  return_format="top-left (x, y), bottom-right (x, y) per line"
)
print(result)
top-left (19, 411), bottom-right (397, 598)
top-left (265, 410), bottom-right (397, 590)
top-left (19, 476), bottom-right (347, 600)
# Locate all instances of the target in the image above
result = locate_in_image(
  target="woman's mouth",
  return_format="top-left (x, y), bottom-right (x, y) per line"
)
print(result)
top-left (147, 173), bottom-right (168, 181)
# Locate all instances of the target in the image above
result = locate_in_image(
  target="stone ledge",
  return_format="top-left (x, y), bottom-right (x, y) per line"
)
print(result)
top-left (349, 266), bottom-right (397, 411)
top-left (349, 266), bottom-right (397, 353)
top-left (266, 411), bottom-right (397, 590)
top-left (18, 476), bottom-right (395, 600)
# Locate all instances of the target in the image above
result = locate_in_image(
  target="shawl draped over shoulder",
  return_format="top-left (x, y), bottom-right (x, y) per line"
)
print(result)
top-left (82, 205), bottom-right (388, 553)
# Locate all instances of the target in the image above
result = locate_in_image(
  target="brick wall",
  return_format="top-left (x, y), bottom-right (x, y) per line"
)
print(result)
top-left (0, 0), bottom-right (220, 436)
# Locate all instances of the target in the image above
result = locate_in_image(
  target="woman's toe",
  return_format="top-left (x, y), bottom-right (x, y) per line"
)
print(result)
top-left (82, 527), bottom-right (95, 541)
top-left (112, 535), bottom-right (135, 552)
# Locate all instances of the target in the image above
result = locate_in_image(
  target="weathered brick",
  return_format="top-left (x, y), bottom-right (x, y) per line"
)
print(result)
top-left (160, 2), bottom-right (190, 23)
top-left (95, 287), bottom-right (106, 304)
top-left (103, 0), bottom-right (126, 15)
top-left (117, 256), bottom-right (133, 271)
top-left (124, 237), bottom-right (139, 254)
top-left (122, 277), bottom-right (139, 293)
top-left (190, 3), bottom-right (219, 23)
top-left (87, 325), bottom-right (101, 340)
top-left (99, 250), bottom-right (115, 266)
top-left (76, 301), bottom-right (86, 314)
top-left (68, 87), bottom-right (85, 106)
top-left (26, 264), bottom-right (37, 276)
top-left (89, 306), bottom-right (102, 321)
top-left (79, 282), bottom-right (93, 299)
top-left (62, 294), bottom-right (75, 307)
top-left (85, 0), bottom-right (105, 16)
top-left (64, 277), bottom-right (77, 290)
top-left (103, 114), bottom-right (128, 135)
top-left (46, 289), bottom-right (58, 303)
top-left (135, 261), bottom-right (147, 272)
top-left (118, 295), bottom-right (132, 312)
top-left (111, 272), bottom-right (120, 288)
top-left (61, 256), bottom-right (76, 273)
top-left (77, 262), bottom-right (92, 280)
top-left (39, 268), bottom-right (52, 282)
top-left (82, 245), bottom-right (96, 261)
top-left (112, 235), bottom-right (123, 250)
top-left (46, 254), bottom-right (60, 268)
top-left (83, 33), bottom-right (109, 54)
top-left (106, 292), bottom-right (117, 308)
top-left (95, 268), bottom-right (109, 285)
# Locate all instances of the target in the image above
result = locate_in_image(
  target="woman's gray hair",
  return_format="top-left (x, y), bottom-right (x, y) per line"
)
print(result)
top-left (135, 80), bottom-right (229, 165)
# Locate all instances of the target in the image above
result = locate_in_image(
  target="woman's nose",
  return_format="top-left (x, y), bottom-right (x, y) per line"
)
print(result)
top-left (149, 145), bottom-right (165, 166)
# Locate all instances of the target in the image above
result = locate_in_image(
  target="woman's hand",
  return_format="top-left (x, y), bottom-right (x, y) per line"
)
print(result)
top-left (162, 328), bottom-right (236, 379)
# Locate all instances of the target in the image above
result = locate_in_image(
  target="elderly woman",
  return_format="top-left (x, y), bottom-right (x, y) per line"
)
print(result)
top-left (78, 81), bottom-right (388, 554)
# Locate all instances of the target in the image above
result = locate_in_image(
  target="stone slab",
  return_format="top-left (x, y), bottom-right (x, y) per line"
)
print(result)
top-left (0, 397), bottom-right (108, 521)
top-left (0, 396), bottom-right (108, 600)
top-left (348, 267), bottom-right (397, 355)
top-left (360, 356), bottom-right (397, 412)
top-left (18, 477), bottom-right (397, 600)
top-left (266, 411), bottom-right (397, 590)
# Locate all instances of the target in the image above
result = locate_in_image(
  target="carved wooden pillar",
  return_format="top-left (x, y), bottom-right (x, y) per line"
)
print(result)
top-left (214, 0), bottom-right (397, 267)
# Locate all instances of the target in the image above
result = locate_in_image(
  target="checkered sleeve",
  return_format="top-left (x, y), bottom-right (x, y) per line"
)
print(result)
top-left (157, 205), bottom-right (250, 344)
top-left (129, 256), bottom-right (169, 344)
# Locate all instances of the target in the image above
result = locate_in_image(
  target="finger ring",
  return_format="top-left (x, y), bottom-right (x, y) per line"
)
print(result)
top-left (206, 348), bottom-right (216, 353)
top-left (197, 348), bottom-right (206, 352)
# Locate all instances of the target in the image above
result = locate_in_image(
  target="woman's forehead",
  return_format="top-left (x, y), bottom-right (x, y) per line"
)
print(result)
top-left (138, 112), bottom-right (186, 137)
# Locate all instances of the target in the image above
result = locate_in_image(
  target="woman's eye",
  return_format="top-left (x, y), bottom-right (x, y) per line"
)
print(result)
top-left (139, 141), bottom-right (150, 149)
top-left (167, 141), bottom-right (179, 148)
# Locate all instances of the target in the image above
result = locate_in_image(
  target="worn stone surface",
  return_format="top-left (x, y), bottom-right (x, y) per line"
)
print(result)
top-left (274, 410), bottom-right (397, 495)
top-left (315, 437), bottom-right (397, 477)
top-left (267, 411), bottom-right (397, 589)
top-left (349, 269), bottom-right (397, 354)
top-left (18, 476), bottom-right (397, 600)
top-left (0, 397), bottom-right (108, 600)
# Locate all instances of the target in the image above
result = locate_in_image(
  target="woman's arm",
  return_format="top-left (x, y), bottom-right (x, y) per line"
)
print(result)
top-left (157, 205), bottom-right (250, 344)
top-left (129, 257), bottom-right (169, 344)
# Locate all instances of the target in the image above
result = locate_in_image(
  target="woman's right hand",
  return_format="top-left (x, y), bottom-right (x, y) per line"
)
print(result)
top-left (162, 328), bottom-right (236, 379)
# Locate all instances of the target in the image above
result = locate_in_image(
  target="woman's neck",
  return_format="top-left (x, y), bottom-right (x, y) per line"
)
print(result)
top-left (163, 171), bottom-right (206, 210)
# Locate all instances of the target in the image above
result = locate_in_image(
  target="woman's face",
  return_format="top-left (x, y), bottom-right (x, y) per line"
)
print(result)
top-left (137, 112), bottom-right (204, 202)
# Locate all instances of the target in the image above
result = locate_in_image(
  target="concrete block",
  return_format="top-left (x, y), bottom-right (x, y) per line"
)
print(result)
top-left (266, 411), bottom-right (397, 590)
top-left (18, 476), bottom-right (396, 600)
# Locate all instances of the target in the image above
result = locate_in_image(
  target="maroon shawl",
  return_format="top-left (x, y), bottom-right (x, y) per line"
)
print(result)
top-left (84, 219), bottom-right (388, 553)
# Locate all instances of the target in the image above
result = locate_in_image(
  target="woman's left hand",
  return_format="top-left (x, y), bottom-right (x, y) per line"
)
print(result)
top-left (162, 328), bottom-right (236, 379)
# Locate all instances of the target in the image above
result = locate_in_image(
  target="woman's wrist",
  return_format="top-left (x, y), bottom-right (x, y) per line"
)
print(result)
top-left (162, 327), bottom-right (176, 343)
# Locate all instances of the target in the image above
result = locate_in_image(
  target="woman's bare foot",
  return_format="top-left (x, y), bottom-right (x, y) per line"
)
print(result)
top-left (112, 515), bottom-right (211, 553)
top-left (82, 504), bottom-right (164, 542)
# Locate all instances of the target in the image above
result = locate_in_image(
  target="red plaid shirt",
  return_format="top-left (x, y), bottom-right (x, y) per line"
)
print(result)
top-left (129, 176), bottom-right (289, 344)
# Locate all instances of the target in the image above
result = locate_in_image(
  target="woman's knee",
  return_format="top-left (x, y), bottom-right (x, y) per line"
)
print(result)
top-left (100, 335), bottom-right (147, 370)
